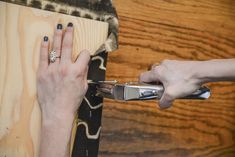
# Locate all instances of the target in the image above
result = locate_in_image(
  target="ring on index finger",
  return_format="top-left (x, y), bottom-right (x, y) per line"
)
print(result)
top-left (148, 63), bottom-right (159, 70)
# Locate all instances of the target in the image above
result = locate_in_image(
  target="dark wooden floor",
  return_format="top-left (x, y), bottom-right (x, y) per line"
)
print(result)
top-left (99, 0), bottom-right (235, 157)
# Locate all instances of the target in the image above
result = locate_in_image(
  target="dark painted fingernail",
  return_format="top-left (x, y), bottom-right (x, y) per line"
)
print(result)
top-left (57, 24), bottom-right (63, 30)
top-left (67, 22), bottom-right (73, 27)
top-left (44, 36), bottom-right (48, 42)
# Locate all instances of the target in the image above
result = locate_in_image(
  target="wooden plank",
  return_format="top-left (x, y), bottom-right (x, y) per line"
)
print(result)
top-left (0, 2), bottom-right (108, 157)
top-left (100, 0), bottom-right (235, 157)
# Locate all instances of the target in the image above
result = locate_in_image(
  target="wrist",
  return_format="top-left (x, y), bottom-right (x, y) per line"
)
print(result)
top-left (193, 59), bottom-right (235, 83)
top-left (41, 107), bottom-right (76, 127)
top-left (42, 115), bottom-right (75, 130)
top-left (191, 61), bottom-right (210, 84)
top-left (184, 61), bottom-right (206, 85)
top-left (40, 110), bottom-right (75, 157)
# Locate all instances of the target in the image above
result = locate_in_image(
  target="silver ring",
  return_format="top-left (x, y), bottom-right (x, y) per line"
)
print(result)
top-left (49, 50), bottom-right (60, 63)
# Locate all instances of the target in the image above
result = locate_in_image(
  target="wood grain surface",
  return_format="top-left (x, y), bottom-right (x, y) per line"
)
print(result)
top-left (0, 2), bottom-right (108, 157)
top-left (100, 0), bottom-right (235, 157)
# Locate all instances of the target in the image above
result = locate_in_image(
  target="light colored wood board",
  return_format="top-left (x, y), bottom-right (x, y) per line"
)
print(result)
top-left (100, 0), bottom-right (235, 157)
top-left (0, 2), bottom-right (108, 157)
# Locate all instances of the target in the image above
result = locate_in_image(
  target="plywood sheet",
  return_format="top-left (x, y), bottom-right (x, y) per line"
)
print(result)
top-left (0, 2), bottom-right (108, 157)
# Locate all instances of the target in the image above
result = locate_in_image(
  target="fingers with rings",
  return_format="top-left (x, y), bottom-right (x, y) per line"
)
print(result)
top-left (50, 24), bottom-right (63, 64)
top-left (49, 50), bottom-right (61, 63)
top-left (151, 63), bottom-right (159, 70)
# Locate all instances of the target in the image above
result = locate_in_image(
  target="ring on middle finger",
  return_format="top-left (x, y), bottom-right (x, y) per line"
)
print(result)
top-left (49, 50), bottom-right (61, 63)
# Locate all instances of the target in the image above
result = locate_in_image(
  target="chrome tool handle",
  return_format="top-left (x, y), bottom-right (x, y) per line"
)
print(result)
top-left (179, 86), bottom-right (211, 99)
top-left (125, 84), bottom-right (211, 101)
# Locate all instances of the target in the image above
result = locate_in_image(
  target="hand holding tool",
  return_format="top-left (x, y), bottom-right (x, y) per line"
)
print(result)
top-left (93, 81), bottom-right (210, 101)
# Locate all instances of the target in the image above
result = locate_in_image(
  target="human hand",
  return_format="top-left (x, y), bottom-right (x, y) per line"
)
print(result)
top-left (37, 23), bottom-right (90, 122)
top-left (139, 60), bottom-right (203, 109)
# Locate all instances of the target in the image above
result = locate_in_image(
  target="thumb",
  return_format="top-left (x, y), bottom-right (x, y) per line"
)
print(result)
top-left (159, 88), bottom-right (174, 109)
